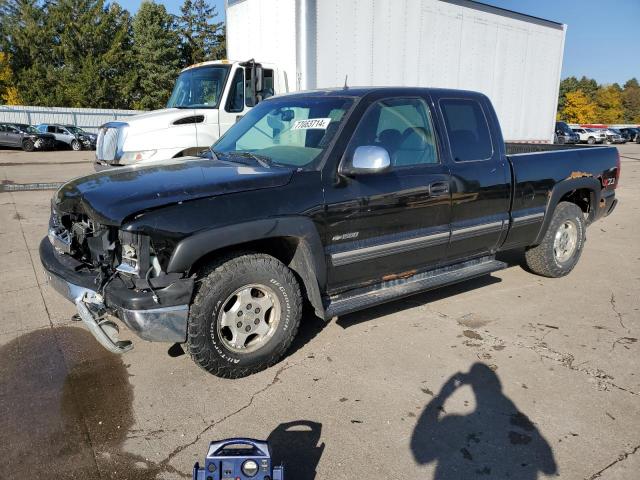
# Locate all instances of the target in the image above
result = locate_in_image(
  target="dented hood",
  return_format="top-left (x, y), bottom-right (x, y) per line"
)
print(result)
top-left (54, 157), bottom-right (294, 225)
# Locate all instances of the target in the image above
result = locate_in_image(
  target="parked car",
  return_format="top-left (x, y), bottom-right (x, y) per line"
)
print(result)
top-left (36, 124), bottom-right (97, 151)
top-left (0, 123), bottom-right (56, 151)
top-left (604, 128), bottom-right (626, 145)
top-left (571, 127), bottom-right (606, 144)
top-left (42, 87), bottom-right (620, 378)
top-left (619, 127), bottom-right (640, 143)
top-left (554, 121), bottom-right (579, 144)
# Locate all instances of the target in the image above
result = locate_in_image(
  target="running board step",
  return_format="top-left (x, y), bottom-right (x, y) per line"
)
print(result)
top-left (324, 256), bottom-right (507, 319)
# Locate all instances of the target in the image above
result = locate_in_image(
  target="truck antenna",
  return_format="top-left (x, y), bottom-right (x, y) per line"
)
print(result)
top-left (343, 75), bottom-right (349, 90)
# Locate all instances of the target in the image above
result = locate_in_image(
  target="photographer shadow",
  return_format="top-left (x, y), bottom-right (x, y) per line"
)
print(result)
top-left (411, 363), bottom-right (557, 479)
top-left (267, 420), bottom-right (325, 479)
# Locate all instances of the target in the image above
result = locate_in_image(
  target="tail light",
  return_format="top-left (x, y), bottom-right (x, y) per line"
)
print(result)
top-left (614, 151), bottom-right (620, 189)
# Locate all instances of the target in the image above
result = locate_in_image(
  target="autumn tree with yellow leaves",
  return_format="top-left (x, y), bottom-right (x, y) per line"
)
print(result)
top-left (558, 76), bottom-right (640, 124)
top-left (595, 85), bottom-right (624, 124)
top-left (0, 52), bottom-right (21, 105)
top-left (559, 90), bottom-right (598, 123)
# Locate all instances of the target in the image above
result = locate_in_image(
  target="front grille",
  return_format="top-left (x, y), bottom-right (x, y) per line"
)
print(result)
top-left (97, 127), bottom-right (119, 161)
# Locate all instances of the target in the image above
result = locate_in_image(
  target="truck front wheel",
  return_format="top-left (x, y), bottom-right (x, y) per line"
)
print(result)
top-left (187, 253), bottom-right (302, 378)
top-left (524, 202), bottom-right (586, 278)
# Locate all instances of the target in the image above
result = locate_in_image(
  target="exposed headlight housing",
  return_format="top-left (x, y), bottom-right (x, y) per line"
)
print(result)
top-left (119, 149), bottom-right (158, 165)
top-left (241, 459), bottom-right (259, 477)
top-left (117, 231), bottom-right (150, 276)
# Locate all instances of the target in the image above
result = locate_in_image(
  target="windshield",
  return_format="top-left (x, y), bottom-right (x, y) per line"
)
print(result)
top-left (15, 124), bottom-right (37, 134)
top-left (213, 96), bottom-right (355, 170)
top-left (66, 126), bottom-right (86, 134)
top-left (167, 65), bottom-right (230, 109)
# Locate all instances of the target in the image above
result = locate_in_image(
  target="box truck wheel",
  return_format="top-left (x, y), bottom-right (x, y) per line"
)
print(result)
top-left (186, 253), bottom-right (302, 378)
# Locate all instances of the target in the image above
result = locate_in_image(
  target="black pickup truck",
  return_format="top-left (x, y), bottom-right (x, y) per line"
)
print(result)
top-left (41, 87), bottom-right (620, 378)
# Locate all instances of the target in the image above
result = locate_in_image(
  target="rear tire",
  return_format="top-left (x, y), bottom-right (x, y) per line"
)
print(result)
top-left (22, 139), bottom-right (34, 152)
top-left (587, 137), bottom-right (596, 145)
top-left (187, 253), bottom-right (302, 378)
top-left (524, 202), bottom-right (586, 278)
top-left (71, 139), bottom-right (82, 151)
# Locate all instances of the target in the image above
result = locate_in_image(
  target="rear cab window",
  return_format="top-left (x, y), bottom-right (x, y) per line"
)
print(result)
top-left (439, 98), bottom-right (493, 162)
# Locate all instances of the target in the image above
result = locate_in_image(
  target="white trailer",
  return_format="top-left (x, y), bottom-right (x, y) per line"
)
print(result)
top-left (96, 0), bottom-right (565, 168)
top-left (227, 0), bottom-right (566, 144)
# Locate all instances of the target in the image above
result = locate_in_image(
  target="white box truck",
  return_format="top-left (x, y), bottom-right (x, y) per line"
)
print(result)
top-left (95, 0), bottom-right (566, 168)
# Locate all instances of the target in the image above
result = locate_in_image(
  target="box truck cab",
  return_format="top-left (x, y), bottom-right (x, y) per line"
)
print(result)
top-left (94, 59), bottom-right (282, 169)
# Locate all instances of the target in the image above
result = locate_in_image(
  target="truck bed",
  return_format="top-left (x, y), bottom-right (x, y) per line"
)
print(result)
top-left (505, 143), bottom-right (593, 155)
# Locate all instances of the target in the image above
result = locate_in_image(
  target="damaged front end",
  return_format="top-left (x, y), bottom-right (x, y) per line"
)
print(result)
top-left (42, 203), bottom-right (193, 354)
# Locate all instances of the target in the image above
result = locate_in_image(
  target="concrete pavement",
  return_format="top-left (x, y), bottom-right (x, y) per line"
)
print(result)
top-left (0, 144), bottom-right (638, 479)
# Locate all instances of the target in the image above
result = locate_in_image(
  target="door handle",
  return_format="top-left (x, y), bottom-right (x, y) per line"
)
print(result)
top-left (429, 182), bottom-right (449, 197)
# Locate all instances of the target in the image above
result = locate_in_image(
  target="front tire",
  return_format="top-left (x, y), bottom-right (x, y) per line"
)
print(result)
top-left (22, 139), bottom-right (34, 152)
top-left (187, 253), bottom-right (302, 378)
top-left (587, 137), bottom-right (596, 145)
top-left (71, 139), bottom-right (82, 151)
top-left (524, 202), bottom-right (586, 278)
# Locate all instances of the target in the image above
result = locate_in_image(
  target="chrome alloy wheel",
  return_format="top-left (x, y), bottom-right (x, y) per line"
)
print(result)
top-left (216, 284), bottom-right (281, 353)
top-left (553, 220), bottom-right (578, 263)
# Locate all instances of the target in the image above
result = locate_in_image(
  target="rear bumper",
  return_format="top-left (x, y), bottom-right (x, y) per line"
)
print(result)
top-left (597, 190), bottom-right (618, 220)
top-left (40, 238), bottom-right (191, 349)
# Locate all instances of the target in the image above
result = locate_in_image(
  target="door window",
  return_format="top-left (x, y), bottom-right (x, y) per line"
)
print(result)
top-left (246, 68), bottom-right (275, 107)
top-left (346, 97), bottom-right (438, 167)
top-left (440, 99), bottom-right (493, 162)
top-left (261, 69), bottom-right (274, 100)
top-left (226, 68), bottom-right (245, 113)
top-left (47, 126), bottom-right (56, 133)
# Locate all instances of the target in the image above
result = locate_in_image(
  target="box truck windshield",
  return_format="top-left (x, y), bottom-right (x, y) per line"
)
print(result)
top-left (166, 65), bottom-right (230, 109)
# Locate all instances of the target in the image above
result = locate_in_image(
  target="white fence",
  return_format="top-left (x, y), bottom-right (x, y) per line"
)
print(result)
top-left (0, 105), bottom-right (145, 133)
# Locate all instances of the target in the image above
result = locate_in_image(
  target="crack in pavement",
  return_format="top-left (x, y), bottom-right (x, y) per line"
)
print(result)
top-left (156, 362), bottom-right (296, 473)
top-left (587, 444), bottom-right (640, 479)
top-left (478, 330), bottom-right (638, 396)
top-left (609, 293), bottom-right (626, 330)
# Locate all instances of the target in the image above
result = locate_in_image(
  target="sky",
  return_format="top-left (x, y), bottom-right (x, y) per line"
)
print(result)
top-left (118, 0), bottom-right (639, 85)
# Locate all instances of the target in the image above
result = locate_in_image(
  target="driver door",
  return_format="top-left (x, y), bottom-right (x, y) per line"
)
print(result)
top-left (217, 66), bottom-right (246, 140)
top-left (323, 95), bottom-right (451, 294)
top-left (6, 125), bottom-right (22, 146)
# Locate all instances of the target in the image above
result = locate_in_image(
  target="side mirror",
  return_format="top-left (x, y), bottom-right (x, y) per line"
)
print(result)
top-left (340, 146), bottom-right (391, 176)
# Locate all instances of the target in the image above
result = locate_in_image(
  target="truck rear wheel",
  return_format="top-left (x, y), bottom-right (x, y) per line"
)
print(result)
top-left (187, 253), bottom-right (302, 378)
top-left (524, 202), bottom-right (586, 278)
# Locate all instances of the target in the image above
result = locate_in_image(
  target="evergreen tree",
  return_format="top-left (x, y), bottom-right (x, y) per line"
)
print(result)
top-left (622, 78), bottom-right (640, 123)
top-left (45, 0), bottom-right (135, 108)
top-left (557, 76), bottom-right (579, 112)
top-left (576, 76), bottom-right (599, 100)
top-left (178, 0), bottom-right (225, 66)
top-left (1, 0), bottom-right (54, 105)
top-left (132, 1), bottom-right (181, 110)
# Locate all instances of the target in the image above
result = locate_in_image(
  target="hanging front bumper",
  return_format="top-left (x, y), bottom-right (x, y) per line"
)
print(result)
top-left (40, 238), bottom-right (191, 352)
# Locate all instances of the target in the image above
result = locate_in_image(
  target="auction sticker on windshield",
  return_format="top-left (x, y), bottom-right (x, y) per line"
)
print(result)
top-left (291, 118), bottom-right (332, 130)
